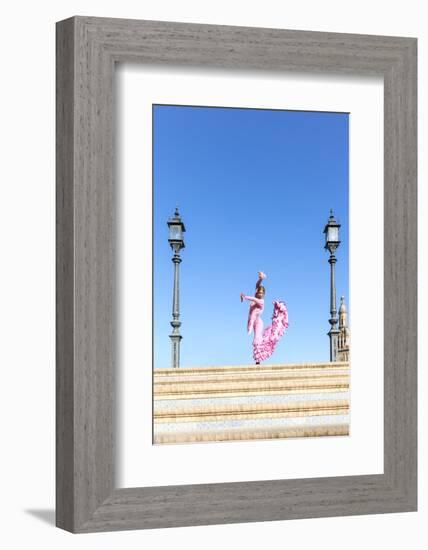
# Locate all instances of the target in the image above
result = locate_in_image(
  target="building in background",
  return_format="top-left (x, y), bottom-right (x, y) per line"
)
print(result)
top-left (337, 295), bottom-right (350, 361)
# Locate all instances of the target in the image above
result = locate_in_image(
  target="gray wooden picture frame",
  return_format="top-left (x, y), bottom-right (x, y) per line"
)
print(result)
top-left (56, 16), bottom-right (417, 533)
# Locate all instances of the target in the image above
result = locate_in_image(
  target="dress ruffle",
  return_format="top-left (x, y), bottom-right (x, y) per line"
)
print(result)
top-left (253, 301), bottom-right (289, 363)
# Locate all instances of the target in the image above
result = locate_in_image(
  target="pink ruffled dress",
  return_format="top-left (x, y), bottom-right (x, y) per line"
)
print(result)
top-left (243, 276), bottom-right (289, 363)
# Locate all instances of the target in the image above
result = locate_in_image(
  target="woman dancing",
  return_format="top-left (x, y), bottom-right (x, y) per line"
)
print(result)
top-left (240, 272), bottom-right (289, 365)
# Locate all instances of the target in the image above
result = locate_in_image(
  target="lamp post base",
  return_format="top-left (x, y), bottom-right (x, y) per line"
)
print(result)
top-left (328, 328), bottom-right (340, 362)
top-left (169, 334), bottom-right (182, 369)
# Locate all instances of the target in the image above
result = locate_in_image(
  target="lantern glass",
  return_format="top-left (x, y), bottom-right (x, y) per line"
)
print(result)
top-left (327, 225), bottom-right (339, 244)
top-left (169, 224), bottom-right (182, 241)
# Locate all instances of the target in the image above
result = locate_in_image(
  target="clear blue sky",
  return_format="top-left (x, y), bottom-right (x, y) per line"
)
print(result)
top-left (153, 105), bottom-right (349, 368)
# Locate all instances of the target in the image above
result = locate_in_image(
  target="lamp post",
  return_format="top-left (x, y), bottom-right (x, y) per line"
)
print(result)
top-left (167, 207), bottom-right (186, 368)
top-left (323, 210), bottom-right (341, 362)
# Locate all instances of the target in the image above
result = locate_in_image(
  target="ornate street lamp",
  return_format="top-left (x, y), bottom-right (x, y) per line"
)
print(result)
top-left (323, 210), bottom-right (341, 362)
top-left (167, 207), bottom-right (186, 368)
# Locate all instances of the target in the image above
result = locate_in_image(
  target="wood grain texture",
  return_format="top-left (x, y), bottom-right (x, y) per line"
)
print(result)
top-left (56, 18), bottom-right (75, 532)
top-left (56, 16), bottom-right (417, 532)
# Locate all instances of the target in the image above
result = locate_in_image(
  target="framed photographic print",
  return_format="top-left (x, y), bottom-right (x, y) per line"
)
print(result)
top-left (56, 16), bottom-right (417, 532)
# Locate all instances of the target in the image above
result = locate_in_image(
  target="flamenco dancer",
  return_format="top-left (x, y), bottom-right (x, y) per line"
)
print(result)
top-left (240, 272), bottom-right (289, 365)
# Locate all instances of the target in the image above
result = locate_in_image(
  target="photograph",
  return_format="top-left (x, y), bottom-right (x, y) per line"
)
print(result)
top-left (152, 104), bottom-right (350, 445)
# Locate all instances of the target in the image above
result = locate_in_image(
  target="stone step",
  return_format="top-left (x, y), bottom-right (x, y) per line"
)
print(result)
top-left (154, 369), bottom-right (349, 386)
top-left (154, 423), bottom-right (349, 444)
top-left (154, 361), bottom-right (349, 377)
top-left (154, 391), bottom-right (350, 409)
top-left (154, 377), bottom-right (349, 400)
top-left (154, 398), bottom-right (349, 423)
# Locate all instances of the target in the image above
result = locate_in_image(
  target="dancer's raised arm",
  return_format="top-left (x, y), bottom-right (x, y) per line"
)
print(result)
top-left (255, 271), bottom-right (267, 290)
top-left (240, 292), bottom-right (264, 306)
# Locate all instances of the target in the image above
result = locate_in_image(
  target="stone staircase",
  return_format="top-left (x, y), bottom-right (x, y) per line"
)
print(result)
top-left (153, 362), bottom-right (350, 444)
